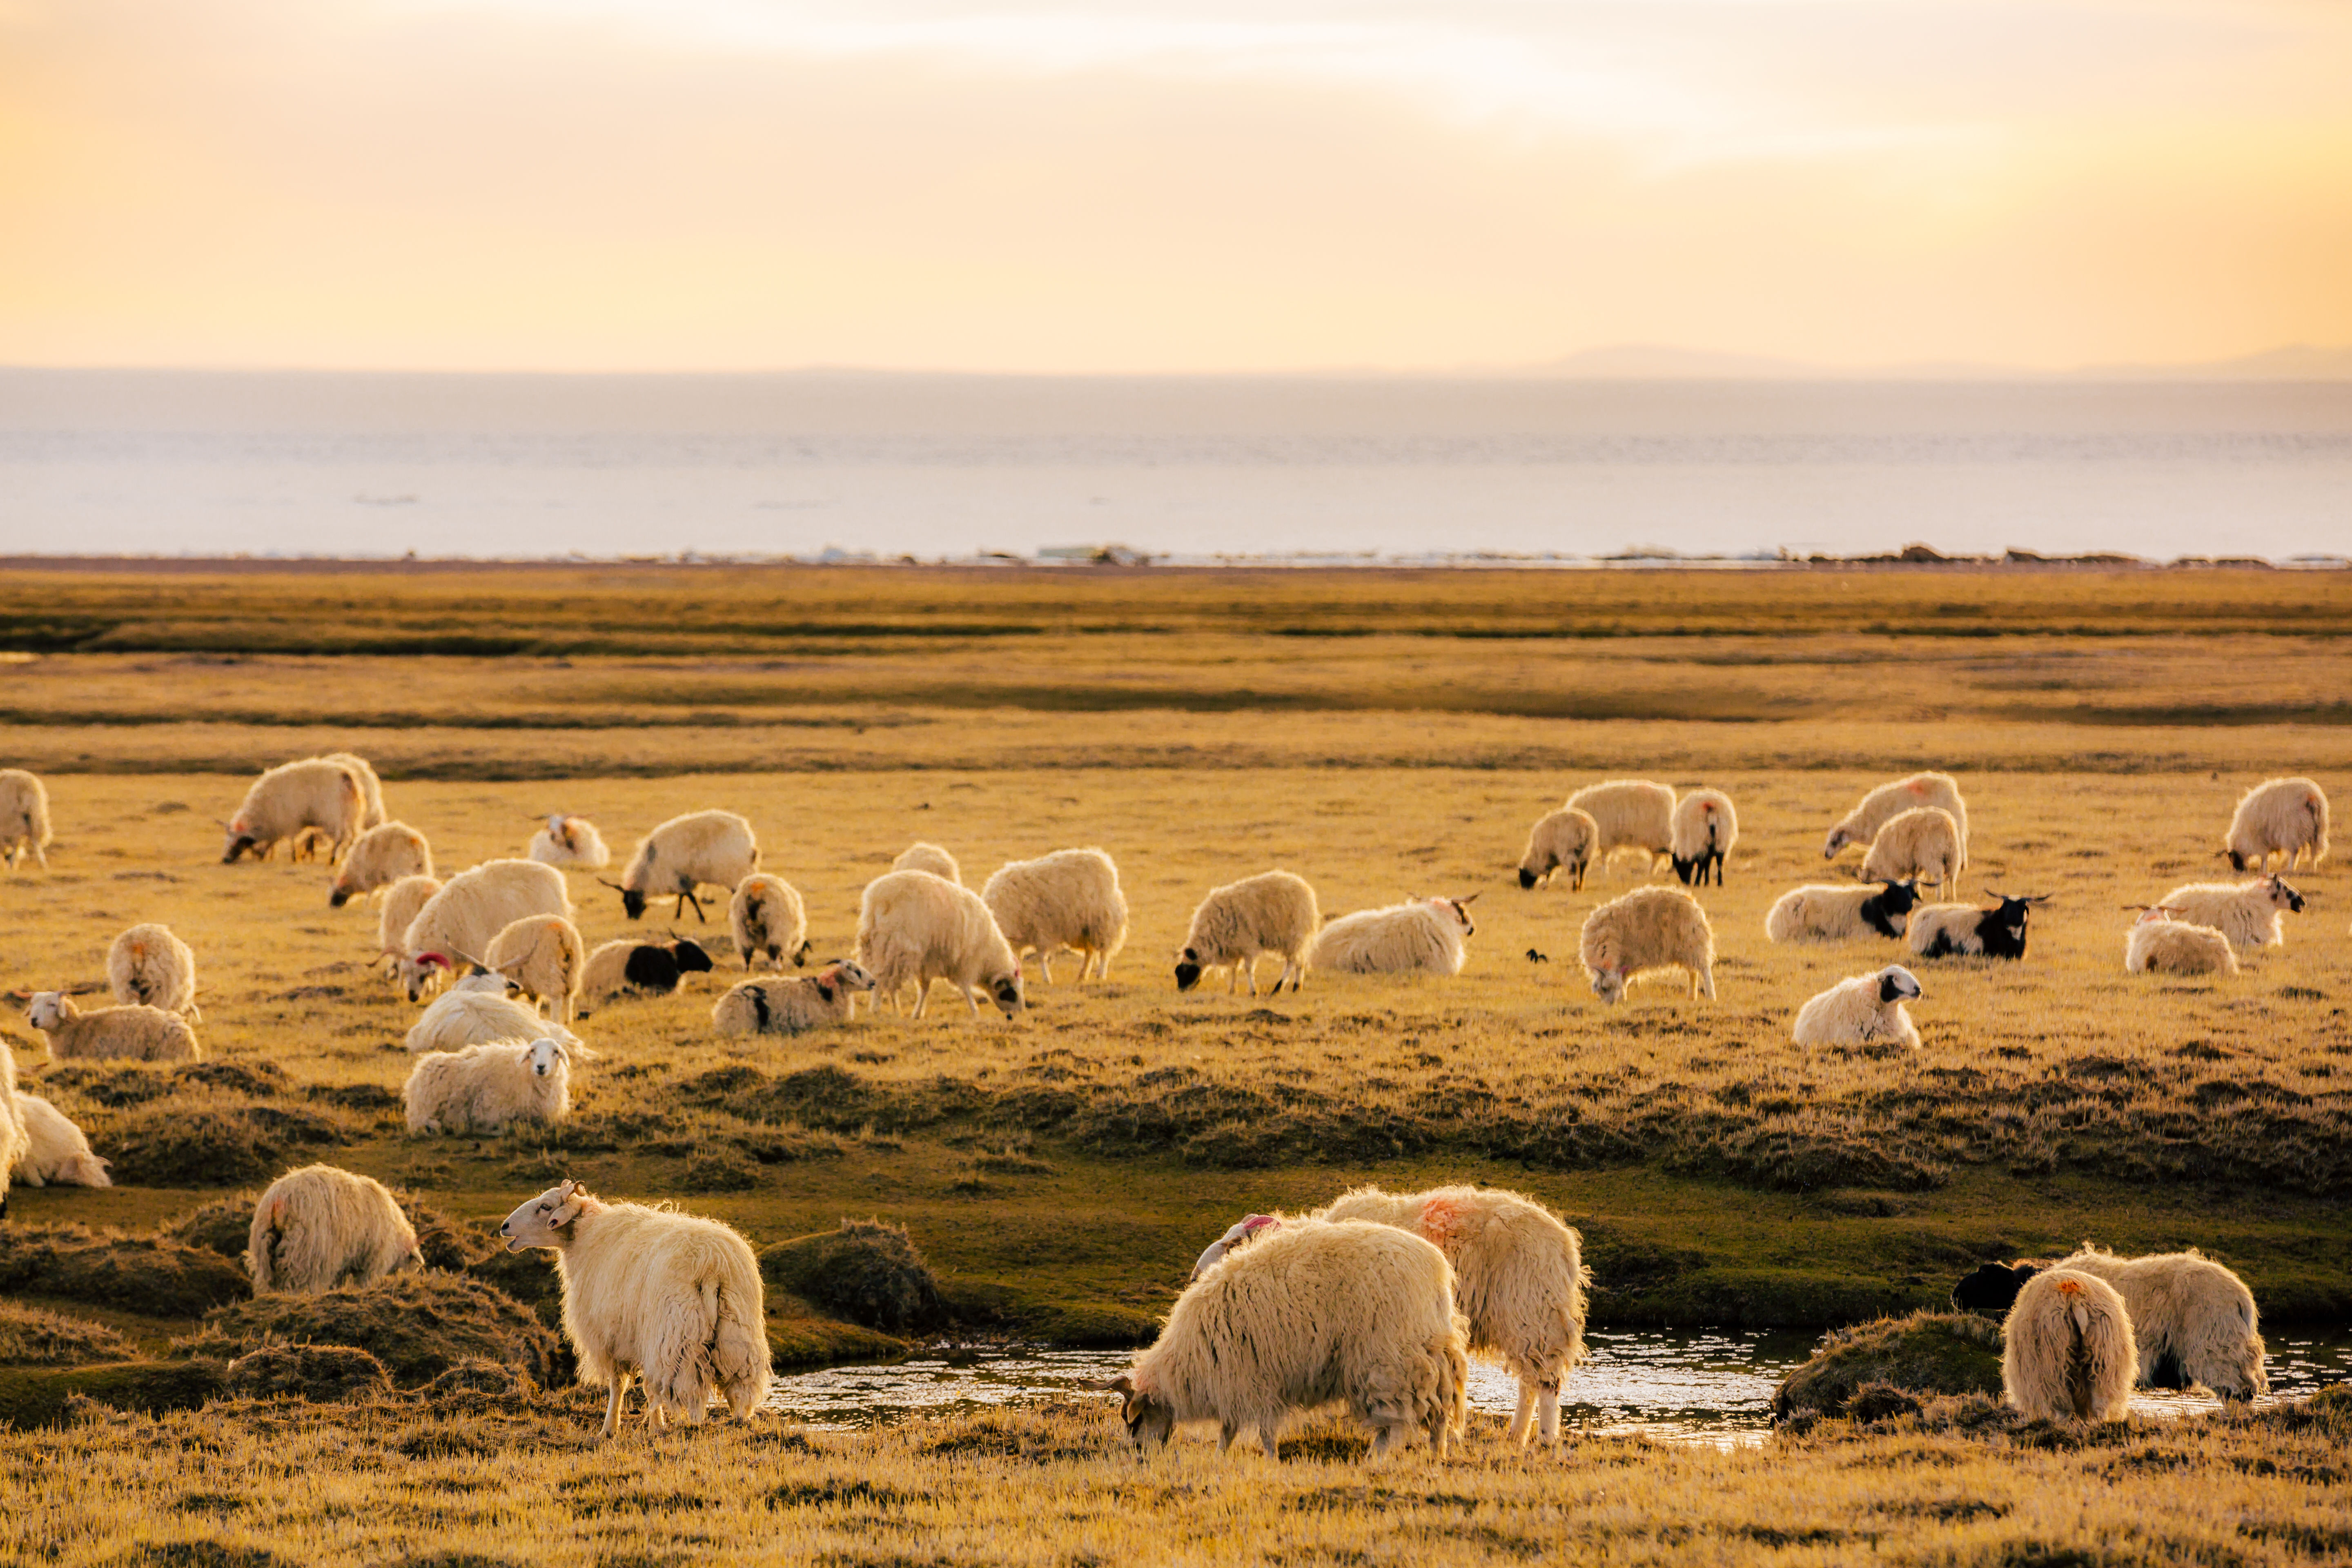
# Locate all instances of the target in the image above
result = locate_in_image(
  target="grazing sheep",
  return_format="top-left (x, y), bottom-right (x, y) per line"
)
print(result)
top-left (1173, 870), bottom-right (1321, 996)
top-left (1792, 965), bottom-right (1923, 1049)
top-left (892, 842), bottom-right (961, 883)
top-left (728, 875), bottom-right (811, 971)
top-left (2155, 875), bottom-right (2305, 949)
top-left (0, 1041), bottom-right (24, 1217)
top-left (2225, 777), bottom-right (2329, 873)
top-left (1861, 806), bottom-right (1965, 894)
top-left (12, 1091), bottom-right (111, 1188)
top-left (1955, 1247), bottom-right (2268, 1403)
top-left (0, 769), bottom-right (51, 871)
top-left (982, 848), bottom-right (1130, 984)
top-left (1579, 885), bottom-right (1715, 1005)
top-left (247, 1164), bottom-right (422, 1294)
top-left (711, 962), bottom-right (878, 1037)
top-left (1669, 788), bottom-right (1738, 887)
top-left (1516, 808), bottom-right (1597, 891)
top-left (1564, 780), bottom-right (1675, 876)
top-left (1907, 894), bottom-right (2047, 961)
top-left (329, 822), bottom-right (432, 908)
top-left (855, 870), bottom-right (1024, 1021)
top-left (107, 922), bottom-right (200, 1021)
top-left (608, 810), bottom-right (759, 922)
top-left (323, 752), bottom-right (387, 831)
top-left (2002, 1270), bottom-right (2136, 1423)
top-left (529, 813), bottom-right (612, 869)
top-left (2124, 908), bottom-right (2238, 976)
top-left (26, 991), bottom-right (199, 1063)
top-left (1309, 897), bottom-right (1477, 977)
top-left (1101, 1218), bottom-right (1468, 1460)
top-left (483, 914), bottom-right (586, 1025)
top-left (498, 1179), bottom-right (771, 1438)
top-left (1825, 771), bottom-right (1969, 862)
top-left (222, 757), bottom-right (367, 864)
top-left (403, 972), bottom-right (566, 1054)
top-left (404, 1037), bottom-right (574, 1135)
top-left (1764, 880), bottom-right (1925, 943)
top-left (396, 859), bottom-right (572, 1002)
top-left (377, 875), bottom-right (443, 983)
top-left (579, 938), bottom-right (715, 1009)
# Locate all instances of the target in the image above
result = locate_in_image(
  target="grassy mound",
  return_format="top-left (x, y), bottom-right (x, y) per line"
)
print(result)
top-left (413, 1356), bottom-right (537, 1406)
top-left (760, 1219), bottom-right (948, 1334)
top-left (176, 1273), bottom-right (561, 1388)
top-left (0, 1360), bottom-right (226, 1429)
top-left (0, 1301), bottom-right (139, 1368)
top-left (0, 1223), bottom-right (252, 1316)
top-left (223, 1343), bottom-right (393, 1402)
top-left (99, 1099), bottom-right (347, 1187)
top-left (1772, 1310), bottom-right (2005, 1422)
top-left (160, 1194), bottom-right (262, 1258)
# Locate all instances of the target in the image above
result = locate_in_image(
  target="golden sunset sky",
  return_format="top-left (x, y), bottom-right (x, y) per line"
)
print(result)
top-left (4, 0), bottom-right (2349, 373)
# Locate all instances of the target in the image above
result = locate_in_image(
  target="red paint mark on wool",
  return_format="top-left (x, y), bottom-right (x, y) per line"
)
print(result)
top-left (2055, 1277), bottom-right (2085, 1296)
top-left (1419, 1196), bottom-right (1467, 1251)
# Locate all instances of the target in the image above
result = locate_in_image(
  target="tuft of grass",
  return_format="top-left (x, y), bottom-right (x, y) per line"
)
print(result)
top-left (0, 1301), bottom-right (140, 1368)
top-left (175, 1273), bottom-right (561, 1388)
top-left (1772, 1310), bottom-right (2005, 1421)
top-left (760, 1220), bottom-right (949, 1334)
top-left (220, 1343), bottom-right (393, 1402)
top-left (0, 1224), bottom-right (252, 1317)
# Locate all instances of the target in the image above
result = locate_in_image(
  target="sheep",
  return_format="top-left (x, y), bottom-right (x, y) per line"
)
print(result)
top-left (0, 1040), bottom-right (24, 1217)
top-left (1173, 870), bottom-right (1320, 996)
top-left (1579, 885), bottom-right (1715, 1005)
top-left (403, 972), bottom-right (569, 1054)
top-left (1309, 897), bottom-right (1477, 977)
top-left (396, 859), bottom-right (572, 1002)
top-left (323, 751), bottom-right (387, 831)
top-left (855, 870), bottom-right (1024, 1020)
top-left (981, 848), bottom-right (1130, 984)
top-left (1825, 771), bottom-right (1969, 862)
top-left (2002, 1269), bottom-right (2136, 1423)
top-left (529, 813), bottom-right (612, 869)
top-left (728, 874), bottom-right (811, 971)
top-left (405, 1037), bottom-right (573, 1135)
top-left (1792, 965), bottom-right (1923, 1049)
top-left (1564, 780), bottom-right (1675, 877)
top-left (1668, 788), bottom-right (1737, 887)
top-left (11, 1091), bottom-right (111, 1188)
top-left (246, 1163), bottom-right (422, 1294)
top-left (711, 962), bottom-right (878, 1037)
top-left (1907, 894), bottom-right (2048, 961)
top-left (892, 842), bottom-right (961, 883)
top-left (578, 938), bottom-right (715, 1009)
top-left (329, 822), bottom-right (432, 908)
top-left (607, 810), bottom-right (759, 922)
top-left (2225, 777), bottom-right (2329, 873)
top-left (1099, 1218), bottom-right (1468, 1460)
top-left (25, 991), bottom-right (199, 1063)
top-left (1764, 880), bottom-right (1925, 943)
top-left (107, 922), bottom-right (200, 1021)
top-left (2155, 875), bottom-right (2305, 949)
top-left (2124, 907), bottom-right (2238, 976)
top-left (1516, 808), bottom-right (1597, 891)
top-left (483, 914), bottom-right (586, 1025)
top-left (222, 757), bottom-right (367, 864)
top-left (0, 769), bottom-right (51, 871)
top-left (1954, 1246), bottom-right (2268, 1402)
top-left (1861, 806), bottom-right (1965, 894)
top-left (498, 1179), bottom-right (771, 1438)
top-left (376, 874), bottom-right (443, 983)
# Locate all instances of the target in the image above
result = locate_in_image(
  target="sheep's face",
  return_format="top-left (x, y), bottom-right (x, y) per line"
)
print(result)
top-left (1590, 969), bottom-right (1626, 1005)
top-left (619, 888), bottom-right (648, 920)
top-left (221, 829), bottom-right (260, 863)
top-left (1517, 862), bottom-right (1543, 889)
top-left (1430, 895), bottom-right (1477, 935)
top-left (26, 991), bottom-right (65, 1031)
top-left (1877, 967), bottom-right (1923, 1004)
top-left (989, 972), bottom-right (1025, 1018)
top-left (328, 881), bottom-right (355, 908)
top-left (831, 960), bottom-right (878, 993)
top-left (1878, 880), bottom-right (1922, 918)
top-left (2267, 876), bottom-right (2305, 913)
top-left (500, 1180), bottom-right (587, 1252)
top-left (528, 1038), bottom-right (567, 1078)
top-left (1173, 949), bottom-right (1204, 991)
top-left (1823, 826), bottom-right (1855, 858)
top-left (2211, 1337), bottom-right (2270, 1403)
top-left (1950, 1260), bottom-right (2038, 1314)
top-left (672, 939), bottom-right (715, 973)
top-left (1120, 1387), bottom-right (1175, 1451)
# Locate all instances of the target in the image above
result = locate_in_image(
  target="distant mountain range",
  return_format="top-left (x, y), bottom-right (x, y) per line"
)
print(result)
top-left (1507, 343), bottom-right (2352, 381)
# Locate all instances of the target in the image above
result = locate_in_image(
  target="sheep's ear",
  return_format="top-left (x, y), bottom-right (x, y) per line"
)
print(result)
top-left (1456, 891), bottom-right (1480, 906)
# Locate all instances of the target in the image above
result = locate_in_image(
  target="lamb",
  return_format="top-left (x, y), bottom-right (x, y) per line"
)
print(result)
top-left (1792, 965), bottom-right (1923, 1049)
top-left (2124, 907), bottom-right (2238, 976)
top-left (1173, 870), bottom-right (1320, 996)
top-left (1825, 771), bottom-right (1969, 862)
top-left (1099, 1218), bottom-right (1468, 1460)
top-left (1579, 885), bottom-right (1715, 1004)
top-left (608, 810), bottom-right (759, 922)
top-left (1668, 788), bottom-right (1737, 887)
top-left (0, 769), bottom-right (51, 871)
top-left (376, 875), bottom-right (443, 983)
top-left (0, 1041), bottom-right (24, 1217)
top-left (892, 842), bottom-right (961, 883)
top-left (529, 813), bottom-right (612, 868)
top-left (25, 991), bottom-right (200, 1063)
top-left (728, 874), bottom-right (811, 971)
top-left (396, 858), bottom-right (572, 1002)
top-left (578, 938), bottom-right (715, 1009)
top-left (1309, 897), bottom-right (1477, 977)
top-left (499, 1179), bottom-right (771, 1438)
top-left (483, 914), bottom-right (586, 1025)
top-left (246, 1163), bottom-right (422, 1294)
top-left (1907, 894), bottom-right (2047, 961)
top-left (403, 972), bottom-right (570, 1054)
top-left (222, 757), bottom-right (367, 864)
top-left (2155, 875), bottom-right (2304, 949)
top-left (855, 869), bottom-right (1025, 1020)
top-left (1861, 806), bottom-right (1965, 894)
top-left (1516, 808), bottom-right (1597, 891)
top-left (1956, 1247), bottom-right (2268, 1403)
top-left (405, 1036), bottom-right (574, 1135)
top-left (323, 752), bottom-right (387, 831)
top-left (1564, 780), bottom-right (1675, 877)
top-left (329, 822), bottom-right (432, 908)
top-left (107, 922), bottom-right (200, 1020)
top-left (2002, 1270), bottom-right (2137, 1423)
top-left (2225, 777), bottom-right (2329, 873)
top-left (11, 1091), bottom-right (111, 1188)
top-left (1764, 880), bottom-right (1925, 943)
top-left (710, 962), bottom-right (878, 1037)
top-left (981, 847), bottom-right (1130, 984)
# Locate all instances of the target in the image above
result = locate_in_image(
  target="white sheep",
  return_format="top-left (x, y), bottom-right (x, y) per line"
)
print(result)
top-left (26, 991), bottom-right (200, 1063)
top-left (498, 1179), bottom-right (771, 1438)
top-left (728, 874), bottom-right (811, 971)
top-left (892, 842), bottom-right (961, 883)
top-left (247, 1163), bottom-right (422, 1294)
top-left (2003, 1269), bottom-right (2136, 1423)
top-left (855, 869), bottom-right (1025, 1021)
top-left (222, 757), bottom-right (368, 864)
top-left (579, 938), bottom-right (715, 1008)
top-left (2153, 875), bottom-right (2304, 949)
top-left (1861, 806), bottom-right (1965, 893)
top-left (2124, 908), bottom-right (2238, 976)
top-left (107, 922), bottom-right (200, 1021)
top-left (1764, 880), bottom-right (1926, 943)
top-left (711, 962), bottom-right (878, 1037)
top-left (329, 822), bottom-right (433, 908)
top-left (1516, 808), bottom-right (1597, 891)
top-left (608, 810), bottom-right (759, 922)
top-left (1102, 1218), bottom-right (1468, 1459)
top-left (1668, 788), bottom-right (1738, 887)
top-left (0, 1041), bottom-right (25, 1217)
top-left (396, 858), bottom-right (572, 1002)
top-left (1173, 870), bottom-right (1321, 996)
top-left (1579, 885), bottom-right (1715, 1005)
top-left (1308, 896), bottom-right (1476, 977)
top-left (0, 769), bottom-right (51, 871)
top-left (377, 874), bottom-right (443, 984)
top-left (1906, 895), bottom-right (2046, 961)
top-left (403, 971), bottom-right (568, 1054)
top-left (529, 813), bottom-right (612, 869)
top-left (2054, 1245), bottom-right (2268, 1403)
top-left (1824, 771), bottom-right (1969, 862)
top-left (404, 1036), bottom-right (573, 1135)
top-left (1564, 780), bottom-right (1675, 877)
top-left (483, 913), bottom-right (586, 1025)
top-left (982, 848), bottom-right (1130, 984)
top-left (11, 1091), bottom-right (111, 1188)
top-left (1792, 965), bottom-right (1923, 1049)
top-left (2225, 777), bottom-right (2329, 873)
top-left (323, 751), bottom-right (387, 831)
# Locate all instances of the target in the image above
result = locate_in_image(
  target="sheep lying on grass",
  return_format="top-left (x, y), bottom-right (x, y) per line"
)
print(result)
top-left (0, 769), bottom-right (51, 872)
top-left (1516, 808), bottom-right (1597, 891)
top-left (2003, 1270), bottom-right (2136, 1423)
top-left (11, 1092), bottom-right (110, 1187)
top-left (329, 822), bottom-right (432, 908)
top-left (579, 938), bottom-right (714, 1009)
top-left (1825, 771), bottom-right (1969, 862)
top-left (2153, 875), bottom-right (2304, 949)
top-left (1907, 895), bottom-right (2047, 960)
top-left (1579, 886), bottom-right (1715, 1004)
top-left (222, 757), bottom-right (366, 865)
top-left (711, 962), bottom-right (878, 1037)
top-left (247, 1164), bottom-right (422, 1294)
top-left (1793, 965), bottom-right (1923, 1050)
top-left (1310, 897), bottom-right (1476, 977)
top-left (892, 842), bottom-right (960, 883)
top-left (483, 914), bottom-right (586, 1025)
top-left (1765, 880), bottom-right (1924, 943)
top-left (108, 923), bottom-right (200, 1021)
top-left (26, 991), bottom-right (200, 1062)
top-left (529, 813), bottom-right (611, 868)
top-left (1669, 789), bottom-right (1737, 887)
top-left (1174, 870), bottom-right (1321, 995)
top-left (609, 810), bottom-right (759, 922)
top-left (2124, 907), bottom-right (2237, 976)
top-left (729, 874), bottom-right (811, 971)
top-left (856, 870), bottom-right (1024, 1021)
top-left (404, 1037), bottom-right (573, 1134)
top-left (2225, 776), bottom-right (2328, 873)
top-left (982, 847), bottom-right (1129, 984)
top-left (1862, 807), bottom-right (1965, 894)
top-left (1565, 780), bottom-right (1675, 878)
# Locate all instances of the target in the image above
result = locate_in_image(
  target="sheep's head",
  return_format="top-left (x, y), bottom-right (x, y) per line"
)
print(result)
top-left (1590, 966), bottom-right (1627, 1006)
top-left (26, 990), bottom-right (68, 1030)
top-left (1172, 947), bottom-right (1204, 992)
top-left (600, 878), bottom-right (648, 920)
top-left (1517, 862), bottom-right (1544, 889)
top-left (403, 951), bottom-right (454, 1003)
top-left (221, 820), bottom-right (260, 863)
top-left (670, 938), bottom-right (715, 973)
top-left (829, 960), bottom-right (878, 994)
top-left (1823, 823), bottom-right (1857, 859)
top-left (500, 1179), bottom-right (592, 1252)
top-left (527, 1038), bottom-right (568, 1078)
top-left (2212, 1333), bottom-right (2271, 1403)
top-left (327, 880), bottom-right (355, 908)
top-left (1189, 1214), bottom-right (1280, 1281)
top-left (1427, 893), bottom-right (1477, 935)
top-left (1877, 880), bottom-right (1923, 918)
top-left (1876, 965), bottom-right (1923, 1004)
top-left (1092, 1375), bottom-right (1174, 1452)
top-left (989, 967), bottom-right (1025, 1018)
top-left (2267, 875), bottom-right (2305, 913)
top-left (1950, 1260), bottom-right (2039, 1314)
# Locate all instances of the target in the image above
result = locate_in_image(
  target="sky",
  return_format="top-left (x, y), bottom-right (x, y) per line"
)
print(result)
top-left (3, 0), bottom-right (2350, 374)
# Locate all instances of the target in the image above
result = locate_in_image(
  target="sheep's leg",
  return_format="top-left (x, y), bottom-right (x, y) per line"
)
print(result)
top-left (1370, 1424), bottom-right (1397, 1458)
top-left (1037, 951), bottom-right (1055, 986)
top-left (909, 980), bottom-right (930, 1021)
top-left (1697, 964), bottom-right (1716, 1001)
top-left (962, 985), bottom-right (984, 1018)
top-left (1507, 1383), bottom-right (1536, 1446)
top-left (1243, 957), bottom-right (1260, 998)
top-left (1259, 1426), bottom-right (1280, 1461)
top-left (680, 890), bottom-right (708, 923)
top-left (1537, 1386), bottom-right (1561, 1443)
top-left (1218, 1420), bottom-right (1238, 1452)
top-left (603, 1373), bottom-right (633, 1438)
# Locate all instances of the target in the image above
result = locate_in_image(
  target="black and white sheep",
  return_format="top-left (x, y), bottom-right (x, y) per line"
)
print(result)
top-left (1668, 788), bottom-right (1738, 886)
top-left (1906, 894), bottom-right (2047, 960)
top-left (1309, 897), bottom-right (1476, 977)
top-left (2154, 875), bottom-right (2304, 949)
top-left (578, 938), bottom-right (715, 1009)
top-left (1764, 880), bottom-right (1924, 943)
top-left (1791, 965), bottom-right (1923, 1049)
top-left (728, 874), bottom-right (811, 971)
top-left (710, 961), bottom-right (878, 1037)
